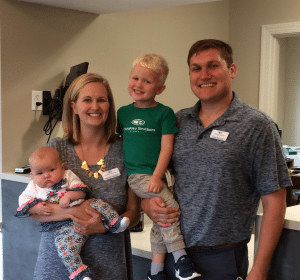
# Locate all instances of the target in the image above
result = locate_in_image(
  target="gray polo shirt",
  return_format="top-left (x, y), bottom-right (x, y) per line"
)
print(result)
top-left (172, 92), bottom-right (292, 248)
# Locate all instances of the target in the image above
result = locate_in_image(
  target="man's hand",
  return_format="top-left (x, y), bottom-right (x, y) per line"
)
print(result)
top-left (141, 196), bottom-right (180, 227)
top-left (146, 175), bottom-right (164, 193)
top-left (246, 268), bottom-right (266, 280)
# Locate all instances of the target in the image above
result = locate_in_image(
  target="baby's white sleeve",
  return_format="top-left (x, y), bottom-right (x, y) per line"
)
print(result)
top-left (18, 180), bottom-right (39, 207)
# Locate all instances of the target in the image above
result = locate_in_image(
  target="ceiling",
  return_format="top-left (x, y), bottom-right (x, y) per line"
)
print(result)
top-left (18, 0), bottom-right (221, 14)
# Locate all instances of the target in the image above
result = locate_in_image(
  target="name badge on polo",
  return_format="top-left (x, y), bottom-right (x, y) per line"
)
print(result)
top-left (210, 129), bottom-right (229, 141)
top-left (102, 168), bottom-right (121, 180)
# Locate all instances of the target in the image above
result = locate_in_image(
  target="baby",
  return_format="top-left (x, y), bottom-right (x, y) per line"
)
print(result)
top-left (15, 146), bottom-right (129, 280)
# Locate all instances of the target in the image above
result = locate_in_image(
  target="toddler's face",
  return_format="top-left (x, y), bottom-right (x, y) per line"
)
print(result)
top-left (128, 64), bottom-right (165, 107)
top-left (31, 157), bottom-right (65, 189)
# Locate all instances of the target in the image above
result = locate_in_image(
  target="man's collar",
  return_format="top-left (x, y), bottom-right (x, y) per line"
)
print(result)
top-left (188, 92), bottom-right (244, 122)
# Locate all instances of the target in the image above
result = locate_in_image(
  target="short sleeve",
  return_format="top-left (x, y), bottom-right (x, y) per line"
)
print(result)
top-left (161, 107), bottom-right (179, 135)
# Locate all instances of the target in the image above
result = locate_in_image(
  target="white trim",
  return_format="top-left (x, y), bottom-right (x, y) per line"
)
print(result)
top-left (259, 22), bottom-right (300, 120)
top-left (0, 172), bottom-right (31, 184)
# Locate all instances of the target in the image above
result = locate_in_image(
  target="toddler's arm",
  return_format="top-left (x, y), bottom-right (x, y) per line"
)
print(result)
top-left (147, 134), bottom-right (175, 193)
top-left (59, 190), bottom-right (86, 208)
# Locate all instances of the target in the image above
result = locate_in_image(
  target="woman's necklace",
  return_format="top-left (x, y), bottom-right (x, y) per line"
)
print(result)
top-left (80, 144), bottom-right (108, 179)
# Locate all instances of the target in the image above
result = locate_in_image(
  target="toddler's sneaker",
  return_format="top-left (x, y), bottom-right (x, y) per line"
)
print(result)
top-left (174, 255), bottom-right (201, 280)
top-left (146, 271), bottom-right (167, 280)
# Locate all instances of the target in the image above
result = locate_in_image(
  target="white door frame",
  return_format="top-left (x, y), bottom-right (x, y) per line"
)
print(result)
top-left (259, 21), bottom-right (300, 121)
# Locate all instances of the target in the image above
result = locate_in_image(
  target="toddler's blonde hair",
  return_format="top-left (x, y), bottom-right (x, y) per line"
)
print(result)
top-left (133, 53), bottom-right (169, 85)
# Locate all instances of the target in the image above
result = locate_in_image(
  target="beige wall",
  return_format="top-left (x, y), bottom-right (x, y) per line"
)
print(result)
top-left (1, 0), bottom-right (230, 171)
top-left (229, 0), bottom-right (300, 107)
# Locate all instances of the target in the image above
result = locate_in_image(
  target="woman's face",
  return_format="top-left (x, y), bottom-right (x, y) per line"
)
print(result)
top-left (71, 82), bottom-right (110, 130)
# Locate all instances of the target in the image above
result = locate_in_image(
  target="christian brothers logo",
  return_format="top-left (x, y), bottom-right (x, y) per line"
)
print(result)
top-left (124, 119), bottom-right (155, 132)
top-left (131, 119), bottom-right (145, 126)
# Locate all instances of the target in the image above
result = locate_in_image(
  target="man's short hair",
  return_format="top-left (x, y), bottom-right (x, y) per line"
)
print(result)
top-left (187, 39), bottom-right (233, 68)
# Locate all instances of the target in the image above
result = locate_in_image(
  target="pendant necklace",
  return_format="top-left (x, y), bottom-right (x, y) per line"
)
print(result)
top-left (80, 143), bottom-right (108, 179)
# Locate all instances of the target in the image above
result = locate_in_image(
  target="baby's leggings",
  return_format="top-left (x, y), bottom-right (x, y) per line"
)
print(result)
top-left (53, 198), bottom-right (120, 279)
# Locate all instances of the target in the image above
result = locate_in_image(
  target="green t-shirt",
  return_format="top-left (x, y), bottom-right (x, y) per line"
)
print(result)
top-left (117, 103), bottom-right (178, 175)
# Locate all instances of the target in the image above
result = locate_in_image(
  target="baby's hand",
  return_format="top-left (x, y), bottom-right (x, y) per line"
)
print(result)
top-left (146, 176), bottom-right (164, 193)
top-left (59, 196), bottom-right (71, 208)
top-left (30, 202), bottom-right (54, 215)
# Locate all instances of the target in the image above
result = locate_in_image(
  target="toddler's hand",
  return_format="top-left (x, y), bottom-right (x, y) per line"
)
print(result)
top-left (146, 176), bottom-right (163, 193)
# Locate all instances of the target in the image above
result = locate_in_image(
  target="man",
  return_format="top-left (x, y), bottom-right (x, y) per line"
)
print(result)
top-left (142, 39), bottom-right (292, 280)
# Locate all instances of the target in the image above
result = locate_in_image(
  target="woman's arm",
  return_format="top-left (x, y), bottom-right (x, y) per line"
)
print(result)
top-left (28, 202), bottom-right (54, 215)
top-left (122, 188), bottom-right (141, 228)
top-left (71, 188), bottom-right (141, 234)
top-left (30, 203), bottom-right (72, 222)
top-left (30, 200), bottom-right (99, 225)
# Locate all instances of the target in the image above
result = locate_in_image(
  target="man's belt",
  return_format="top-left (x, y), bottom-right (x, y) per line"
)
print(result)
top-left (187, 242), bottom-right (241, 251)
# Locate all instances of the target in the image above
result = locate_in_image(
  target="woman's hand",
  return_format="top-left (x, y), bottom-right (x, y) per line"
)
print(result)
top-left (29, 202), bottom-right (54, 215)
top-left (141, 196), bottom-right (180, 227)
top-left (69, 200), bottom-right (108, 235)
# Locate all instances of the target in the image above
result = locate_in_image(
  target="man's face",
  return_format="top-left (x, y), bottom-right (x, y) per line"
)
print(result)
top-left (189, 48), bottom-right (236, 104)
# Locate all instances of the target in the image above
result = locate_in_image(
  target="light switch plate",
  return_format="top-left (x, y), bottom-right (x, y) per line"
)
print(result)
top-left (32, 91), bottom-right (43, 111)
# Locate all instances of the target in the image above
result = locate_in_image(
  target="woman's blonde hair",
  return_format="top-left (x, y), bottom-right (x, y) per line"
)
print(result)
top-left (62, 73), bottom-right (117, 145)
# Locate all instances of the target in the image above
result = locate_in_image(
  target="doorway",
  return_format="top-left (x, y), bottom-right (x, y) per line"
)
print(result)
top-left (259, 21), bottom-right (300, 147)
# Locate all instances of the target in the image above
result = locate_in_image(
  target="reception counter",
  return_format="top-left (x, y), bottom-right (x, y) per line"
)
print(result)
top-left (255, 205), bottom-right (300, 280)
top-left (2, 173), bottom-right (300, 279)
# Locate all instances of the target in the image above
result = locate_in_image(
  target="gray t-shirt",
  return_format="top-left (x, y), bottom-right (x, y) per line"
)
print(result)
top-left (33, 137), bottom-right (133, 280)
top-left (172, 93), bottom-right (292, 248)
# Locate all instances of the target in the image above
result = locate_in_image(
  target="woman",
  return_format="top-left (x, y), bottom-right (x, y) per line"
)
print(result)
top-left (32, 73), bottom-right (140, 280)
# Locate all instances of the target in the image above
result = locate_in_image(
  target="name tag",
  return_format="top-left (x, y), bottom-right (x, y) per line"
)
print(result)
top-left (210, 129), bottom-right (229, 141)
top-left (102, 168), bottom-right (121, 180)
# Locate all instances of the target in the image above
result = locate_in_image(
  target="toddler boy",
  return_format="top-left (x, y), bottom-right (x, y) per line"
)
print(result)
top-left (117, 54), bottom-right (201, 280)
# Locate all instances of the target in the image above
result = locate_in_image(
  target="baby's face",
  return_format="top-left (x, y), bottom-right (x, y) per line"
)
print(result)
top-left (31, 157), bottom-right (65, 189)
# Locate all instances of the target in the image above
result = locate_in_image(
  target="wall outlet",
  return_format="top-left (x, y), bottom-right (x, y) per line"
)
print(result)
top-left (32, 91), bottom-right (43, 111)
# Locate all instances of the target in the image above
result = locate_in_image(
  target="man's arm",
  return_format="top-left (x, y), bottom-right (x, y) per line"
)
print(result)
top-left (247, 187), bottom-right (286, 280)
top-left (141, 196), bottom-right (180, 227)
top-left (147, 134), bottom-right (174, 193)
